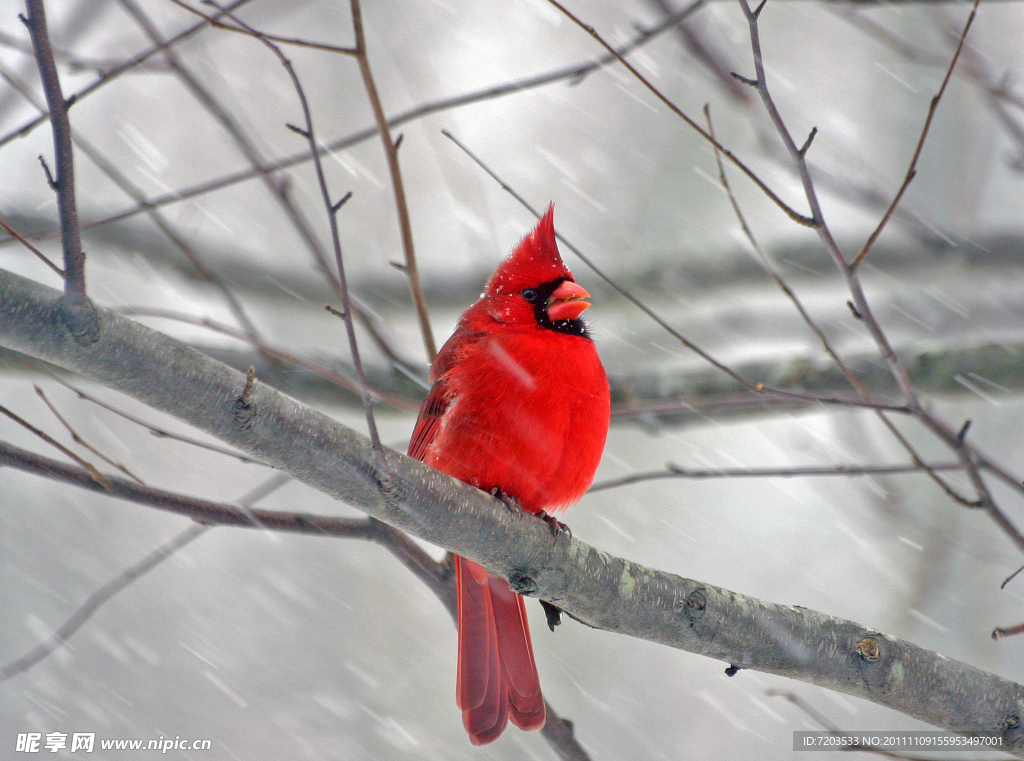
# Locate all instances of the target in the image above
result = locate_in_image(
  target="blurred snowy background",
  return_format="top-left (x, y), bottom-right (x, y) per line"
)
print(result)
top-left (2, 0), bottom-right (1024, 758)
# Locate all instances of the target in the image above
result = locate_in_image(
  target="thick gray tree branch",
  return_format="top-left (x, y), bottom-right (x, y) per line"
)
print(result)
top-left (1, 265), bottom-right (1023, 754)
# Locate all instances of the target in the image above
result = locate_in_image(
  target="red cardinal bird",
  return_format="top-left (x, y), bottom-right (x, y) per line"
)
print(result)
top-left (408, 206), bottom-right (610, 745)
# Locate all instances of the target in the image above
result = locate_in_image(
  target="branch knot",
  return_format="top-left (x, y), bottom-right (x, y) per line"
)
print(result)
top-left (508, 570), bottom-right (538, 596)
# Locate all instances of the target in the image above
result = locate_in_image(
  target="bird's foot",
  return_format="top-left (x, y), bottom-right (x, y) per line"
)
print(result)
top-left (540, 600), bottom-right (563, 632)
top-left (538, 511), bottom-right (571, 544)
top-left (490, 487), bottom-right (522, 512)
top-left (489, 491), bottom-right (571, 544)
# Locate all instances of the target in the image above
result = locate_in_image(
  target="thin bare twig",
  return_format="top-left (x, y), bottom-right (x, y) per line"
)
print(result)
top-left (546, 0), bottom-right (815, 227)
top-left (736, 0), bottom-right (974, 411)
top-left (972, 454), bottom-right (1024, 509)
top-left (350, 0), bottom-right (435, 361)
top-left (693, 105), bottom-right (947, 508)
top-left (181, 29), bottom-right (402, 376)
top-left (0, 213), bottom-right (62, 277)
top-left (705, 105), bottom-right (950, 504)
top-left (733, 0), bottom-right (1024, 548)
top-left (731, 3), bottom-right (904, 397)
top-left (993, 623), bottom-right (1024, 641)
top-left (0, 400), bottom-right (109, 488)
top-left (703, 104), bottom-right (866, 394)
top-left (0, 436), bottom-right (367, 533)
top-left (347, 293), bottom-right (423, 380)
top-left (922, 436), bottom-right (1024, 555)
top-left (21, 0), bottom-right (95, 340)
top-left (851, 2), bottom-right (1011, 531)
top-left (0, 522), bottom-right (209, 682)
top-left (0, 0), bottom-right (253, 151)
top-left (735, 0), bottom-right (920, 410)
top-left (145, 0), bottom-right (413, 375)
top-left (81, 0), bottom-right (415, 370)
top-left (167, 0), bottom-right (357, 55)
top-left (2, 3), bottom-right (701, 251)
top-left (116, 307), bottom-right (417, 412)
top-left (876, 411), bottom-right (981, 509)
top-left (0, 471), bottom-right (295, 682)
top-left (442, 129), bottom-right (903, 417)
top-left (590, 461), bottom-right (965, 492)
top-left (850, 0), bottom-right (979, 270)
top-left (918, 413), bottom-right (1024, 553)
top-left (0, 47), bottom-right (265, 351)
top-left (119, 0), bottom-right (351, 356)
top-left (26, 363), bottom-right (267, 464)
top-left (34, 384), bottom-right (145, 484)
top-left (207, 3), bottom-right (387, 461)
top-left (734, 0), bottom-right (840, 250)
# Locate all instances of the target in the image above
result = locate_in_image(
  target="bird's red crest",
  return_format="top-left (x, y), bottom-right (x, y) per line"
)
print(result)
top-left (485, 205), bottom-right (574, 296)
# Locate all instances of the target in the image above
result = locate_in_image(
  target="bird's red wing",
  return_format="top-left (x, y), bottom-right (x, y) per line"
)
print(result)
top-left (407, 325), bottom-right (475, 462)
top-left (407, 378), bottom-right (451, 463)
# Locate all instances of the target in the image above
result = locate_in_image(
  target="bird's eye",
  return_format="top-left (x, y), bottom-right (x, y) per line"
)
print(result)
top-left (522, 288), bottom-right (538, 302)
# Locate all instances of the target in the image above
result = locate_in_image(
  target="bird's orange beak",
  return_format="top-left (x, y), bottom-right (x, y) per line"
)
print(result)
top-left (546, 280), bottom-right (591, 322)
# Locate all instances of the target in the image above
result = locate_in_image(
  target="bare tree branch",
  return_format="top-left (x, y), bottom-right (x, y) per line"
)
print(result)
top-left (122, 0), bottom-right (400, 370)
top-left (350, 0), bottom-right (435, 361)
top-left (0, 522), bottom-right (210, 682)
top-left (850, 1), bottom-right (978, 269)
top-left (1, 268), bottom-right (1023, 753)
top-left (735, 0), bottom-right (917, 405)
top-left (589, 461), bottom-right (965, 492)
top-left (167, 0), bottom-right (357, 55)
top-left (0, 0), bottom-right (253, 151)
top-left (0, 1), bottom-right (703, 249)
top-left (34, 384), bottom-right (144, 483)
top-left (205, 2), bottom-right (387, 461)
top-left (21, 0), bottom-right (96, 341)
top-left (0, 48), bottom-right (266, 350)
top-left (0, 212), bottom-right (62, 277)
top-left (0, 398), bottom-right (108, 488)
top-left (731, 0), bottom-right (1024, 551)
top-left (546, 0), bottom-right (816, 227)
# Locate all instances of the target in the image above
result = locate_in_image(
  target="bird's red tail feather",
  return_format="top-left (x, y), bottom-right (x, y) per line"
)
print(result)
top-left (455, 555), bottom-right (545, 745)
